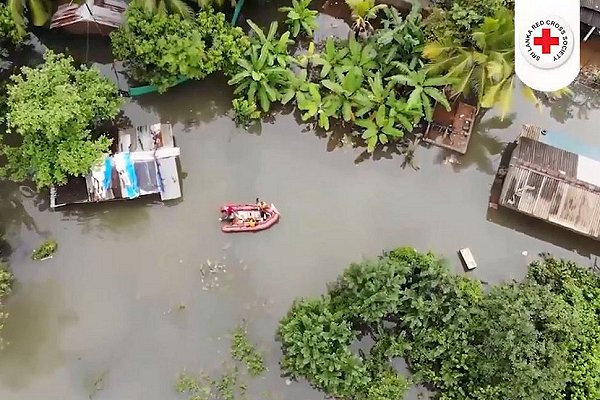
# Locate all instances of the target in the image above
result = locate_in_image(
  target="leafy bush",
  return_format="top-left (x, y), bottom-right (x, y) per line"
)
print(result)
top-left (423, 0), bottom-right (509, 45)
top-left (0, 262), bottom-right (12, 299)
top-left (278, 297), bottom-right (369, 397)
top-left (32, 239), bottom-right (58, 260)
top-left (279, 0), bottom-right (318, 38)
top-left (0, 3), bottom-right (26, 45)
top-left (1, 51), bottom-right (121, 188)
top-left (111, 6), bottom-right (249, 91)
top-left (232, 98), bottom-right (261, 126)
top-left (277, 247), bottom-right (600, 400)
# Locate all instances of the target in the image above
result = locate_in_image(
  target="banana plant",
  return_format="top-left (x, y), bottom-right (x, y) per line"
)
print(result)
top-left (247, 20), bottom-right (295, 68)
top-left (344, 0), bottom-right (387, 33)
top-left (355, 104), bottom-right (405, 152)
top-left (280, 68), bottom-right (319, 105)
top-left (278, 0), bottom-right (318, 38)
top-left (340, 33), bottom-right (379, 75)
top-left (292, 41), bottom-right (317, 69)
top-left (387, 62), bottom-right (454, 121)
top-left (313, 37), bottom-right (348, 79)
top-left (373, 6), bottom-right (424, 72)
top-left (320, 66), bottom-right (364, 122)
top-left (353, 72), bottom-right (395, 117)
top-left (232, 98), bottom-right (262, 126)
top-left (296, 84), bottom-right (341, 130)
top-left (228, 44), bottom-right (290, 112)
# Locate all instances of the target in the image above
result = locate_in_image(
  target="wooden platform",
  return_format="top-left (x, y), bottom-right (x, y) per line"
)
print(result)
top-left (424, 101), bottom-right (477, 154)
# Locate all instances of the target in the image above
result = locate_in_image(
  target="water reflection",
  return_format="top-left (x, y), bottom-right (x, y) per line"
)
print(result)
top-left (540, 82), bottom-right (600, 123)
top-left (487, 208), bottom-right (600, 259)
top-left (0, 279), bottom-right (73, 389)
top-left (134, 77), bottom-right (233, 130)
top-left (0, 181), bottom-right (40, 236)
top-left (55, 200), bottom-right (153, 235)
top-left (431, 114), bottom-right (510, 174)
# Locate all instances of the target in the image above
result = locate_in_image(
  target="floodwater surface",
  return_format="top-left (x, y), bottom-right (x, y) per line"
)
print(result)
top-left (1, 4), bottom-right (600, 400)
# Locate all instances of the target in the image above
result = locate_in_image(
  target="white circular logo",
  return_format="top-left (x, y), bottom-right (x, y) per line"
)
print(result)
top-left (519, 15), bottom-right (574, 70)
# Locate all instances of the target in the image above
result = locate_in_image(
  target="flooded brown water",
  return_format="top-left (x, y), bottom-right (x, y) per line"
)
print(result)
top-left (1, 4), bottom-right (600, 399)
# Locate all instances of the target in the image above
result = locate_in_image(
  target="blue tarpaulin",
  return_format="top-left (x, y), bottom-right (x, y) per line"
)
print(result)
top-left (123, 152), bottom-right (140, 198)
top-left (103, 156), bottom-right (112, 190)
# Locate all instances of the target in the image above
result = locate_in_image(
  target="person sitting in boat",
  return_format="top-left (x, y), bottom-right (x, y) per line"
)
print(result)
top-left (246, 217), bottom-right (257, 227)
top-left (256, 198), bottom-right (269, 220)
top-left (220, 205), bottom-right (238, 222)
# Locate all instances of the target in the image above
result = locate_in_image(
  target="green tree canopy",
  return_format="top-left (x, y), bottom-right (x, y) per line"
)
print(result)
top-left (277, 248), bottom-right (600, 400)
top-left (0, 51), bottom-right (122, 188)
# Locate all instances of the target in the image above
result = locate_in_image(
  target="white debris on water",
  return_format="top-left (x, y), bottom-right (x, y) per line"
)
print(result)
top-left (522, 251), bottom-right (528, 256)
top-left (200, 258), bottom-right (227, 290)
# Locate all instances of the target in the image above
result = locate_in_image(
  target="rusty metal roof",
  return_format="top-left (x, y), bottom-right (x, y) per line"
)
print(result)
top-left (50, 0), bottom-right (126, 30)
top-left (498, 125), bottom-right (600, 240)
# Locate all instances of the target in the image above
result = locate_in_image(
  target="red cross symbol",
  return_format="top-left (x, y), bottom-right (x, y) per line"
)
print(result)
top-left (533, 28), bottom-right (559, 54)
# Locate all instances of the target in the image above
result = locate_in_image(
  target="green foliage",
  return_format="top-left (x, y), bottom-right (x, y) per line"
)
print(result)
top-left (230, 325), bottom-right (266, 376)
top-left (176, 372), bottom-right (214, 400)
top-left (424, 7), bottom-right (515, 117)
top-left (278, 247), bottom-right (600, 400)
top-left (0, 262), bottom-right (12, 299)
top-left (423, 0), bottom-right (509, 45)
top-left (0, 3), bottom-right (26, 45)
top-left (1, 51), bottom-right (121, 188)
top-left (527, 256), bottom-right (600, 400)
top-left (111, 6), bottom-right (249, 91)
top-left (345, 0), bottom-right (387, 33)
top-left (232, 98), bottom-right (261, 126)
top-left (366, 369), bottom-right (410, 400)
top-left (373, 6), bottom-right (424, 72)
top-left (226, 3), bottom-right (446, 154)
top-left (277, 297), bottom-right (369, 397)
top-left (0, 263), bottom-right (13, 351)
top-left (227, 21), bottom-right (293, 113)
top-left (5, 0), bottom-right (53, 36)
top-left (279, 0), bottom-right (318, 38)
top-left (32, 239), bottom-right (57, 260)
top-left (388, 62), bottom-right (453, 121)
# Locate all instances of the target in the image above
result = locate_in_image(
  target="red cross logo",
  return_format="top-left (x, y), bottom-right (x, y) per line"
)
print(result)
top-left (533, 28), bottom-right (559, 54)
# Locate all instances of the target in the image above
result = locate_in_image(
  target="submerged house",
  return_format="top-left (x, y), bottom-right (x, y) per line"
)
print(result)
top-left (50, 0), bottom-right (127, 36)
top-left (490, 124), bottom-right (600, 241)
top-left (50, 123), bottom-right (182, 208)
top-left (423, 101), bottom-right (477, 154)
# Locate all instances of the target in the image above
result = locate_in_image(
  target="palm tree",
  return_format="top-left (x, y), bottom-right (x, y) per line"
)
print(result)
top-left (423, 8), bottom-right (514, 117)
top-left (387, 62), bottom-right (454, 121)
top-left (7, 0), bottom-right (54, 34)
top-left (132, 0), bottom-right (194, 18)
top-left (423, 7), bottom-right (570, 119)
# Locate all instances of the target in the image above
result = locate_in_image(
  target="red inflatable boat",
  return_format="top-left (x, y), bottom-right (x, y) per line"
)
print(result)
top-left (220, 203), bottom-right (280, 233)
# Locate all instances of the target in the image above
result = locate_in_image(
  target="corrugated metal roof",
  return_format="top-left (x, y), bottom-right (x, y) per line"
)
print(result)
top-left (582, 0), bottom-right (600, 11)
top-left (500, 166), bottom-right (600, 239)
top-left (498, 124), bottom-right (600, 240)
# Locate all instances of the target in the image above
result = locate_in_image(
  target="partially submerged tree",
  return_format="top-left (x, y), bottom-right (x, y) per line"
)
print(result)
top-left (0, 51), bottom-right (122, 188)
top-left (277, 248), bottom-right (600, 400)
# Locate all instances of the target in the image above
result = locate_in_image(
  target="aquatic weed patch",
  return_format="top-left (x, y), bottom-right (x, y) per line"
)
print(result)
top-left (176, 323), bottom-right (265, 400)
top-left (32, 239), bottom-right (57, 260)
top-left (230, 324), bottom-right (266, 377)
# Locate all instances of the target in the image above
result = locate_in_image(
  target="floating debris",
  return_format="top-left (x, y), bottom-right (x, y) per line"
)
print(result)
top-left (200, 258), bottom-right (228, 290)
